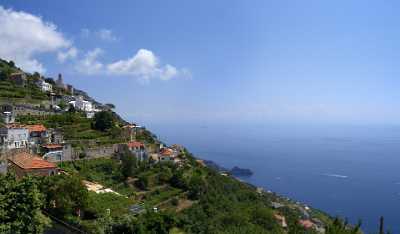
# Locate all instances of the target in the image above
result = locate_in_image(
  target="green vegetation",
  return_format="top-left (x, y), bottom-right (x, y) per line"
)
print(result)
top-left (0, 59), bottom-right (20, 79)
top-left (0, 174), bottom-right (51, 234)
top-left (93, 111), bottom-right (115, 132)
top-left (0, 59), bottom-right (48, 100)
top-left (59, 158), bottom-right (123, 190)
top-left (0, 79), bottom-right (48, 100)
top-left (16, 112), bottom-right (126, 147)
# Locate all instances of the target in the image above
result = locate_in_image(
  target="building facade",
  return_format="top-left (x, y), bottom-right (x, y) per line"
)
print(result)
top-left (26, 124), bottom-right (48, 145)
top-left (36, 79), bottom-right (52, 92)
top-left (1, 111), bottom-right (15, 124)
top-left (75, 96), bottom-right (94, 112)
top-left (0, 125), bottom-right (29, 151)
top-left (127, 141), bottom-right (148, 161)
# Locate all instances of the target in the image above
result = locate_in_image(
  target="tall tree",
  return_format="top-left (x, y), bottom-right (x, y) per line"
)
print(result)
top-left (119, 145), bottom-right (137, 179)
top-left (0, 174), bottom-right (50, 234)
top-left (41, 174), bottom-right (89, 219)
top-left (93, 111), bottom-right (114, 132)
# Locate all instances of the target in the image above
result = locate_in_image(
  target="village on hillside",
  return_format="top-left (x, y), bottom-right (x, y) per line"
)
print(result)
top-left (0, 71), bottom-right (185, 173)
top-left (0, 59), bottom-right (358, 234)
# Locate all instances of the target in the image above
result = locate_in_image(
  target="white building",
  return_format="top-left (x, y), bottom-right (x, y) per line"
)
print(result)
top-left (36, 79), bottom-right (52, 92)
top-left (0, 124), bottom-right (29, 150)
top-left (75, 96), bottom-right (94, 112)
top-left (1, 111), bottom-right (15, 124)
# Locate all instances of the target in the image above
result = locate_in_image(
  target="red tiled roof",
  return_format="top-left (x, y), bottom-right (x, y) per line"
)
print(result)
top-left (25, 124), bottom-right (47, 133)
top-left (4, 123), bottom-right (26, 129)
top-left (299, 220), bottom-right (314, 229)
top-left (10, 72), bottom-right (24, 76)
top-left (160, 148), bottom-right (174, 156)
top-left (9, 152), bottom-right (57, 169)
top-left (127, 141), bottom-right (144, 148)
top-left (42, 144), bottom-right (63, 149)
top-left (122, 124), bottom-right (137, 129)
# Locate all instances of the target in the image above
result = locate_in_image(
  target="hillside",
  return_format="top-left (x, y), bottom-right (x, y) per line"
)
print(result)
top-left (0, 59), bottom-right (363, 234)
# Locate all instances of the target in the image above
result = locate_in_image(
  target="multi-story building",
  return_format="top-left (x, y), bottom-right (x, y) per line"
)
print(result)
top-left (126, 141), bottom-right (148, 161)
top-left (36, 79), bottom-right (52, 92)
top-left (0, 124), bottom-right (29, 150)
top-left (70, 96), bottom-right (94, 112)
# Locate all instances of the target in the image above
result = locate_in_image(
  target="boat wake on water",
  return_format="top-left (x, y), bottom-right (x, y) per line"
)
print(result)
top-left (322, 173), bottom-right (349, 179)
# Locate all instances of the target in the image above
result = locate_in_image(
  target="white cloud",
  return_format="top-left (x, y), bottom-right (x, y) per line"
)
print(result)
top-left (106, 49), bottom-right (188, 81)
top-left (57, 47), bottom-right (78, 63)
top-left (96, 29), bottom-right (118, 42)
top-left (80, 28), bottom-right (118, 42)
top-left (0, 6), bottom-right (71, 73)
top-left (75, 48), bottom-right (104, 75)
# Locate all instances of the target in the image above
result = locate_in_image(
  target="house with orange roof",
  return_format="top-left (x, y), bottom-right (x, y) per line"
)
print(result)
top-left (298, 219), bottom-right (315, 230)
top-left (125, 141), bottom-right (148, 161)
top-left (8, 152), bottom-right (58, 178)
top-left (25, 124), bottom-right (48, 144)
top-left (159, 147), bottom-right (177, 162)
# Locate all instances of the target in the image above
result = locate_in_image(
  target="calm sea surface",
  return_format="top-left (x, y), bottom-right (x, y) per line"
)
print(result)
top-left (145, 123), bottom-right (400, 233)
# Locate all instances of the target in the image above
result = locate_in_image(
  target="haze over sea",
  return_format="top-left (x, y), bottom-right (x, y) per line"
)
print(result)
top-left (145, 122), bottom-right (400, 233)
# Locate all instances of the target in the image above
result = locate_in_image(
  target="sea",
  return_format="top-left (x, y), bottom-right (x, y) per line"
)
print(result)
top-left (145, 122), bottom-right (400, 233)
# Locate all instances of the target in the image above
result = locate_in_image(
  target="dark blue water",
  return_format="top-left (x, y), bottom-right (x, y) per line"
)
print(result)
top-left (146, 123), bottom-right (400, 233)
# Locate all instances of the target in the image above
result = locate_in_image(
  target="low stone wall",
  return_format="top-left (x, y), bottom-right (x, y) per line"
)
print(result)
top-left (13, 104), bottom-right (56, 116)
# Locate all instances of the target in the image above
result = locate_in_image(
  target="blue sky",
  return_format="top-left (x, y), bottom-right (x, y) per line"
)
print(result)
top-left (1, 1), bottom-right (400, 125)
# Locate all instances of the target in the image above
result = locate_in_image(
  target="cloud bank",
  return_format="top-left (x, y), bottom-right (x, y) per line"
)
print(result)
top-left (0, 6), bottom-right (71, 73)
top-left (107, 49), bottom-right (188, 81)
top-left (77, 48), bottom-right (189, 81)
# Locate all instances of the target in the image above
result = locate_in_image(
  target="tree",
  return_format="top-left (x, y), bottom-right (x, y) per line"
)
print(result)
top-left (0, 174), bottom-right (50, 233)
top-left (45, 77), bottom-right (55, 85)
top-left (32, 72), bottom-right (41, 80)
top-left (169, 169), bottom-right (187, 189)
top-left (7, 60), bottom-right (15, 68)
top-left (187, 174), bottom-right (204, 200)
top-left (135, 175), bottom-right (149, 190)
top-left (41, 174), bottom-right (89, 219)
top-left (158, 167), bottom-right (173, 184)
top-left (119, 145), bottom-right (137, 179)
top-left (104, 103), bottom-right (115, 109)
top-left (0, 71), bottom-right (7, 81)
top-left (379, 216), bottom-right (384, 234)
top-left (93, 111), bottom-right (114, 132)
top-left (325, 218), bottom-right (361, 234)
top-left (58, 100), bottom-right (67, 110)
